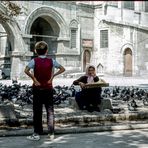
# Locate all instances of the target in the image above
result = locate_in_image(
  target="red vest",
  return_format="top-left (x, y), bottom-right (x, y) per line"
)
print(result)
top-left (33, 57), bottom-right (53, 89)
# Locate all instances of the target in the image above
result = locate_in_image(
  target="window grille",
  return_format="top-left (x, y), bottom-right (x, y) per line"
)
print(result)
top-left (100, 30), bottom-right (108, 48)
top-left (71, 29), bottom-right (76, 48)
top-left (108, 1), bottom-right (118, 7)
top-left (123, 1), bottom-right (135, 10)
top-left (145, 1), bottom-right (148, 12)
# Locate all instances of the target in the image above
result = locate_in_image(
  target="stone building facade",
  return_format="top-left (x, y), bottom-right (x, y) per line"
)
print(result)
top-left (0, 1), bottom-right (148, 79)
top-left (93, 1), bottom-right (148, 76)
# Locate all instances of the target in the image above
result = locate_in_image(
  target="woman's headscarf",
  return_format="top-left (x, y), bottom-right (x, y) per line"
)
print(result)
top-left (85, 65), bottom-right (96, 84)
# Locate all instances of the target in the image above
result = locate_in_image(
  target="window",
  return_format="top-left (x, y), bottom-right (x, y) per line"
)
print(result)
top-left (123, 1), bottom-right (135, 10)
top-left (145, 1), bottom-right (148, 12)
top-left (108, 1), bottom-right (118, 8)
top-left (70, 29), bottom-right (77, 48)
top-left (100, 30), bottom-right (108, 48)
top-left (70, 20), bottom-right (78, 49)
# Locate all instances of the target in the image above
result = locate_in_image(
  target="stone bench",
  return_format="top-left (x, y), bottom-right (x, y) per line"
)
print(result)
top-left (68, 97), bottom-right (112, 111)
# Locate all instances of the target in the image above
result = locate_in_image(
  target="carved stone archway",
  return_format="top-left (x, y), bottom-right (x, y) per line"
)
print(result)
top-left (24, 6), bottom-right (69, 60)
top-left (24, 6), bottom-right (68, 39)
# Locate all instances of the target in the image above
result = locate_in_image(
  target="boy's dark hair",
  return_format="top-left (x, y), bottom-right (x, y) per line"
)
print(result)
top-left (35, 41), bottom-right (48, 55)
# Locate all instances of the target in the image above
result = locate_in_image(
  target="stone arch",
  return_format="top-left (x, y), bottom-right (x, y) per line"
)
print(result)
top-left (1, 21), bottom-right (25, 52)
top-left (0, 3), bottom-right (25, 52)
top-left (29, 17), bottom-right (60, 55)
top-left (120, 43), bottom-right (134, 55)
top-left (70, 19), bottom-right (78, 28)
top-left (97, 63), bottom-right (104, 74)
top-left (0, 3), bottom-right (26, 79)
top-left (24, 6), bottom-right (68, 39)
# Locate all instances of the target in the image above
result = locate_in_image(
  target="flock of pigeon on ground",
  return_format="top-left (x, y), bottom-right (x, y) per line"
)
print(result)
top-left (0, 80), bottom-right (148, 112)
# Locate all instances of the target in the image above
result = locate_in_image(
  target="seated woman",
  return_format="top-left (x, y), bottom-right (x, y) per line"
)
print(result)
top-left (73, 65), bottom-right (103, 112)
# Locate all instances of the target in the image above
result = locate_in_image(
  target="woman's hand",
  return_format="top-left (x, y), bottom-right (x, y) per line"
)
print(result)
top-left (79, 82), bottom-right (86, 88)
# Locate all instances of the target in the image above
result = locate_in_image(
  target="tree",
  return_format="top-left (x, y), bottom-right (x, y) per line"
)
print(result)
top-left (0, 1), bottom-right (22, 22)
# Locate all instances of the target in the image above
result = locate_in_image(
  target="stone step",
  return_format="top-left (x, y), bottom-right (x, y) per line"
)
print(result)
top-left (1, 103), bottom-right (148, 129)
top-left (0, 111), bottom-right (148, 128)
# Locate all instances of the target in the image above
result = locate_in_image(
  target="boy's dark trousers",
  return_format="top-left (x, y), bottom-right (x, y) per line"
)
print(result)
top-left (32, 87), bottom-right (54, 135)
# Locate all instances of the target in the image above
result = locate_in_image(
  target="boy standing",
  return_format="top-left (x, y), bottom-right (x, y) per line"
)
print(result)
top-left (24, 41), bottom-right (65, 140)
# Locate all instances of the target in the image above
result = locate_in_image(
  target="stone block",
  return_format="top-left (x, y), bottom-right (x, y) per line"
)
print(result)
top-left (69, 97), bottom-right (113, 111)
top-left (99, 98), bottom-right (113, 111)
top-left (0, 104), bottom-right (17, 120)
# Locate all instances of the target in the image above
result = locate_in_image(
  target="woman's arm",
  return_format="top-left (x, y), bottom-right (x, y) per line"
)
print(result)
top-left (73, 76), bottom-right (84, 85)
top-left (73, 76), bottom-right (86, 88)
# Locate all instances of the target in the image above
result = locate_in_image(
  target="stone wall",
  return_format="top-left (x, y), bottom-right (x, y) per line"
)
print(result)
top-left (0, 1), bottom-right (95, 79)
top-left (1, 1), bottom-right (148, 78)
top-left (93, 2), bottom-right (148, 76)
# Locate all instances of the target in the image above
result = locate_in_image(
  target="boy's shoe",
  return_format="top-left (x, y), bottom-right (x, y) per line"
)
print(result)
top-left (47, 134), bottom-right (55, 140)
top-left (27, 133), bottom-right (40, 141)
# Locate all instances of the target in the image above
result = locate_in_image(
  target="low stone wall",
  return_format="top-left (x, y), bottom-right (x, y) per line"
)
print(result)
top-left (69, 97), bottom-right (113, 111)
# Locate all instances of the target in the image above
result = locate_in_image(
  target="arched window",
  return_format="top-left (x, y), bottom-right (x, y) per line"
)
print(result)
top-left (70, 20), bottom-right (78, 49)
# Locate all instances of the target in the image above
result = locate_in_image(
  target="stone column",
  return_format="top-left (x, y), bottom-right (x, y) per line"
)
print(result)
top-left (10, 24), bottom-right (33, 79)
top-left (11, 51), bottom-right (33, 79)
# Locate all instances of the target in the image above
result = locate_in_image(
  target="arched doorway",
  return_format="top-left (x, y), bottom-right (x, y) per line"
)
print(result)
top-left (83, 50), bottom-right (91, 71)
top-left (25, 6), bottom-right (68, 59)
top-left (30, 16), bottom-right (60, 58)
top-left (124, 48), bottom-right (132, 76)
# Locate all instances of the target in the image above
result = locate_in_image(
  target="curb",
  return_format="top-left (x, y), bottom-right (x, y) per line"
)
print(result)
top-left (0, 123), bottom-right (148, 137)
top-left (55, 112), bottom-right (148, 124)
top-left (56, 123), bottom-right (148, 134)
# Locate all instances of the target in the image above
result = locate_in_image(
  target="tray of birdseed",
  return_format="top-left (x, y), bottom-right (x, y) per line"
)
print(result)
top-left (85, 82), bottom-right (109, 88)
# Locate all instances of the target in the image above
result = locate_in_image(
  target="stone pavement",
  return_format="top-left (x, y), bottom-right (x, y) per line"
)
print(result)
top-left (0, 76), bottom-right (148, 139)
top-left (0, 129), bottom-right (148, 148)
